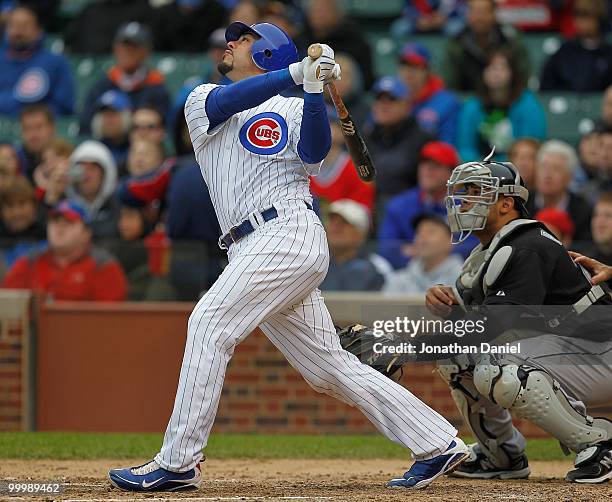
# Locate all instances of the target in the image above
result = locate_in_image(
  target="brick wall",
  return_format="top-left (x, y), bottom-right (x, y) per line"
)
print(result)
top-left (214, 329), bottom-right (549, 437)
top-left (0, 291), bottom-right (31, 431)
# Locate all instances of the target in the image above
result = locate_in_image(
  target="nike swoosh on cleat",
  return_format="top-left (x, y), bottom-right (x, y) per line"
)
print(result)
top-left (142, 477), bottom-right (165, 488)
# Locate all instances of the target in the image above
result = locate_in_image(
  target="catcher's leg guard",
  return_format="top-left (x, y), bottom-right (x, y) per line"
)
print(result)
top-left (474, 363), bottom-right (612, 453)
top-left (438, 360), bottom-right (522, 469)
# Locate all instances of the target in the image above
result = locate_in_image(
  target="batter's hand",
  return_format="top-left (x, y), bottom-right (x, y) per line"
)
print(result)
top-left (425, 285), bottom-right (458, 317)
top-left (323, 63), bottom-right (341, 83)
top-left (302, 44), bottom-right (336, 93)
top-left (568, 251), bottom-right (612, 285)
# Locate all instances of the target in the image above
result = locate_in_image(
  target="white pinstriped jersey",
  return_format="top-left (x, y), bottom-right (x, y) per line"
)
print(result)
top-left (185, 83), bottom-right (317, 234)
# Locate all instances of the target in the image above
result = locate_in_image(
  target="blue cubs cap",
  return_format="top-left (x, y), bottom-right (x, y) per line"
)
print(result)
top-left (96, 90), bottom-right (132, 112)
top-left (225, 22), bottom-right (298, 71)
top-left (373, 76), bottom-right (409, 100)
top-left (49, 200), bottom-right (91, 225)
top-left (399, 43), bottom-right (431, 67)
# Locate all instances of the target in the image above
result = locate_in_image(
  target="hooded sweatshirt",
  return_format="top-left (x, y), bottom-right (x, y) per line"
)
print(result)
top-left (65, 140), bottom-right (120, 239)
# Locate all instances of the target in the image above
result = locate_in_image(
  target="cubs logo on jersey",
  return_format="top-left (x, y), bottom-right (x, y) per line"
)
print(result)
top-left (239, 112), bottom-right (288, 155)
top-left (13, 68), bottom-right (49, 103)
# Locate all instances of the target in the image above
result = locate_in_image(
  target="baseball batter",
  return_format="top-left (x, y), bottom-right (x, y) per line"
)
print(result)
top-left (108, 22), bottom-right (467, 492)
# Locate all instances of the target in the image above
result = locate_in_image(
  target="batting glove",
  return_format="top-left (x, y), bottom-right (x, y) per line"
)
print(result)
top-left (302, 44), bottom-right (336, 93)
top-left (288, 59), bottom-right (305, 85)
top-left (323, 63), bottom-right (342, 84)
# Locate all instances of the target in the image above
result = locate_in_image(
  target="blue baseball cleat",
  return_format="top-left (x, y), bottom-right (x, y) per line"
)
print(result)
top-left (108, 459), bottom-right (201, 492)
top-left (387, 437), bottom-right (469, 489)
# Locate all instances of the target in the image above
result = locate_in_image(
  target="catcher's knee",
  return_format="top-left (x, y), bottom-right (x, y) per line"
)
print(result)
top-left (473, 362), bottom-right (612, 452)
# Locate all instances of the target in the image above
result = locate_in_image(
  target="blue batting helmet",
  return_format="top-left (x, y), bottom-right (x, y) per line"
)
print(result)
top-left (224, 22), bottom-right (298, 72)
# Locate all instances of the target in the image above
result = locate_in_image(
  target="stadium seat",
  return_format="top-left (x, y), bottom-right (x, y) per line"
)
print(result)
top-left (0, 117), bottom-right (19, 143)
top-left (346, 0), bottom-right (404, 18)
top-left (539, 92), bottom-right (602, 146)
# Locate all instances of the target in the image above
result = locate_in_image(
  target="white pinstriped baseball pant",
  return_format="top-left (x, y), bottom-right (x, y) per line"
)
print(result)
top-left (155, 202), bottom-right (457, 471)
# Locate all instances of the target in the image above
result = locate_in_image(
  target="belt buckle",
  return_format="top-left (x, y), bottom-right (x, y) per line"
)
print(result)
top-left (229, 226), bottom-right (241, 243)
top-left (218, 235), bottom-right (228, 250)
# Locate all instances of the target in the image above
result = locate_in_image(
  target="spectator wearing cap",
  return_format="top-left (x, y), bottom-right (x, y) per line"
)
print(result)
top-left (79, 22), bottom-right (171, 137)
top-left (320, 199), bottom-right (385, 292)
top-left (457, 48), bottom-right (546, 161)
top-left (398, 43), bottom-right (461, 144)
top-left (90, 90), bottom-right (132, 174)
top-left (364, 76), bottom-right (433, 203)
top-left (65, 140), bottom-right (120, 240)
top-left (0, 5), bottom-right (75, 117)
top-left (2, 200), bottom-right (127, 301)
top-left (541, 0), bottom-right (612, 92)
top-left (310, 109), bottom-right (375, 211)
top-left (535, 207), bottom-right (575, 248)
top-left (391, 0), bottom-right (467, 38)
top-left (378, 141), bottom-right (477, 269)
top-left (65, 0), bottom-right (155, 54)
top-left (304, 0), bottom-right (375, 88)
top-left (383, 213), bottom-right (463, 294)
top-left (527, 140), bottom-right (593, 244)
top-left (16, 104), bottom-right (56, 182)
top-left (151, 0), bottom-right (226, 53)
top-left (443, 0), bottom-right (530, 92)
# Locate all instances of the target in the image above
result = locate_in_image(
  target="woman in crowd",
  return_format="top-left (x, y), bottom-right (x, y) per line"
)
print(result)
top-left (457, 48), bottom-right (546, 161)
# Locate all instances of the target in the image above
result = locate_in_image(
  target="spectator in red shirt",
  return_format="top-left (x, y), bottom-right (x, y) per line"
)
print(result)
top-left (2, 200), bottom-right (127, 301)
top-left (310, 110), bottom-right (375, 211)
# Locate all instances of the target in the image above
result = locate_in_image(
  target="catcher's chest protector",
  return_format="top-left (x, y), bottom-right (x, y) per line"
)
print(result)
top-left (454, 219), bottom-right (541, 306)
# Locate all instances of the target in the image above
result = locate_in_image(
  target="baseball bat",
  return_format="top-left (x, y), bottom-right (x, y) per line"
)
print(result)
top-left (308, 44), bottom-right (376, 182)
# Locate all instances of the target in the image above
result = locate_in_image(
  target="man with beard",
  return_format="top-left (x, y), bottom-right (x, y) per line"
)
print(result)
top-left (0, 4), bottom-right (74, 116)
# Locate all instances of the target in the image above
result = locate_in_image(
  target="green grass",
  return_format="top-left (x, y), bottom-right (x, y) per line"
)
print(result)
top-left (0, 433), bottom-right (566, 461)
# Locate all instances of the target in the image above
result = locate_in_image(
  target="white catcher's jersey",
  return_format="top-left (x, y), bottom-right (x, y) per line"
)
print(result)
top-left (185, 83), bottom-right (317, 234)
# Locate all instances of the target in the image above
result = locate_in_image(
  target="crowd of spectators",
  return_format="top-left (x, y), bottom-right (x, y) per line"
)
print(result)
top-left (1, 0), bottom-right (612, 301)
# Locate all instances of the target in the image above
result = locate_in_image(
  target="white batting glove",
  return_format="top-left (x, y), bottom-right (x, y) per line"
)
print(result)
top-left (324, 63), bottom-right (342, 84)
top-left (288, 59), bottom-right (305, 85)
top-left (302, 44), bottom-right (336, 93)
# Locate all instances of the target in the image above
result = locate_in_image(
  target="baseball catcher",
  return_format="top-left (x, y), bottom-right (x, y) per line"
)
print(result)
top-left (339, 153), bottom-right (612, 484)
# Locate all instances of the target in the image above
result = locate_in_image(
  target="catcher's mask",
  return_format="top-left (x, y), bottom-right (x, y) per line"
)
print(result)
top-left (445, 148), bottom-right (530, 244)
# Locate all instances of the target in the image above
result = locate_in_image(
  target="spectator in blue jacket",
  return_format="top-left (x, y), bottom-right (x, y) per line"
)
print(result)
top-left (0, 5), bottom-right (74, 117)
top-left (391, 0), bottom-right (467, 38)
top-left (457, 48), bottom-right (546, 162)
top-left (378, 141), bottom-right (477, 269)
top-left (397, 43), bottom-right (461, 144)
top-left (79, 22), bottom-right (170, 135)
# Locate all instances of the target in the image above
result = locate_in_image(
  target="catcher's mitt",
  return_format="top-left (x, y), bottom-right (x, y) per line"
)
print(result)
top-left (336, 324), bottom-right (411, 380)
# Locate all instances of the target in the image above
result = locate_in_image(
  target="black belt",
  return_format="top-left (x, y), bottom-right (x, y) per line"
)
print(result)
top-left (219, 201), bottom-right (313, 250)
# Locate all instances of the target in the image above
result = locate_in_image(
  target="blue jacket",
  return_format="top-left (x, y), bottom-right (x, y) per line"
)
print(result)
top-left (457, 89), bottom-right (546, 161)
top-left (0, 38), bottom-right (75, 116)
top-left (412, 77), bottom-right (461, 144)
top-left (378, 187), bottom-right (478, 269)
